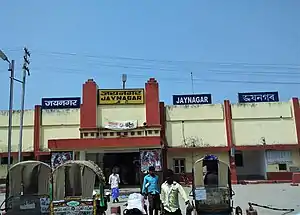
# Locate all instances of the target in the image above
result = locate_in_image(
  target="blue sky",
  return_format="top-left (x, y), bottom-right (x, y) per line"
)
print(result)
top-left (0, 0), bottom-right (299, 109)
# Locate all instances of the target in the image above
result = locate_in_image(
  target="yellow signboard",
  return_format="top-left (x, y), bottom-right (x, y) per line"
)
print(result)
top-left (98, 89), bottom-right (144, 105)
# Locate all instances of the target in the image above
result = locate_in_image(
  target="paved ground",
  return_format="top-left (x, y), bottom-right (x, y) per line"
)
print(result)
top-left (108, 184), bottom-right (300, 215)
top-left (0, 184), bottom-right (299, 214)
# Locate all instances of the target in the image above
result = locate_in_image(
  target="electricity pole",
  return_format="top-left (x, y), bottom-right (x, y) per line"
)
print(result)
top-left (0, 50), bottom-right (15, 171)
top-left (18, 47), bottom-right (30, 162)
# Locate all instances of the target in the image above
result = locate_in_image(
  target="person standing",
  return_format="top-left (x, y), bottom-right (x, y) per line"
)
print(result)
top-left (133, 157), bottom-right (141, 184)
top-left (109, 168), bottom-right (121, 203)
top-left (203, 154), bottom-right (219, 186)
top-left (160, 169), bottom-right (192, 215)
top-left (142, 166), bottom-right (160, 215)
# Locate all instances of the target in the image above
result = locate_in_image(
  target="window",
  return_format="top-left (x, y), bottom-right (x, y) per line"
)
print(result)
top-left (1, 157), bottom-right (13, 165)
top-left (278, 163), bottom-right (287, 171)
top-left (130, 131), bottom-right (135, 136)
top-left (173, 159), bottom-right (185, 174)
top-left (235, 151), bottom-right (243, 167)
top-left (266, 150), bottom-right (292, 164)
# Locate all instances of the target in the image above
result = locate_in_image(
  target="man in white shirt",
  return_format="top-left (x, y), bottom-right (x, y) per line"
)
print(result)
top-left (160, 169), bottom-right (192, 215)
top-left (109, 168), bottom-right (121, 203)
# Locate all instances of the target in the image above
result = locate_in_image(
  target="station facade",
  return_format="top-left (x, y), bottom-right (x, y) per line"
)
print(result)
top-left (0, 78), bottom-right (299, 183)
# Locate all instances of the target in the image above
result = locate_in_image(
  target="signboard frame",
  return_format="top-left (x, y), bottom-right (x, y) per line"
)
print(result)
top-left (98, 88), bottom-right (145, 105)
top-left (238, 91), bottom-right (279, 103)
top-left (172, 94), bottom-right (212, 105)
top-left (41, 97), bottom-right (81, 109)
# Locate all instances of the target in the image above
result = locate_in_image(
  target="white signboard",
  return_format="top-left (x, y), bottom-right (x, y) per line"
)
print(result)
top-left (104, 120), bottom-right (138, 130)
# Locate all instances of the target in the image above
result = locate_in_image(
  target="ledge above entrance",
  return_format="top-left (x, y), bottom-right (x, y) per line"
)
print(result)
top-left (48, 136), bottom-right (162, 150)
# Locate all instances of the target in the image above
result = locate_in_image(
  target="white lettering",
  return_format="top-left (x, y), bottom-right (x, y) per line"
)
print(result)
top-left (176, 95), bottom-right (210, 104)
top-left (268, 94), bottom-right (275, 101)
top-left (71, 100), bottom-right (78, 106)
top-left (52, 100), bottom-right (59, 106)
top-left (44, 101), bottom-right (53, 106)
top-left (62, 100), bottom-right (71, 106)
top-left (241, 93), bottom-right (277, 103)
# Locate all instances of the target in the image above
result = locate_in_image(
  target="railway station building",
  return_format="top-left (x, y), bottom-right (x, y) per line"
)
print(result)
top-left (0, 78), bottom-right (300, 184)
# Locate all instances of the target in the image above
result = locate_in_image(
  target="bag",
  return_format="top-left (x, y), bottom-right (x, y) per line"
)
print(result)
top-left (124, 208), bottom-right (144, 215)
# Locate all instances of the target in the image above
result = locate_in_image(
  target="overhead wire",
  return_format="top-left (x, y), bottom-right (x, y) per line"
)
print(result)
top-left (23, 49), bottom-right (300, 69)
top-left (4, 62), bottom-right (300, 86)
top-left (3, 48), bottom-right (300, 85)
top-left (6, 48), bottom-right (300, 71)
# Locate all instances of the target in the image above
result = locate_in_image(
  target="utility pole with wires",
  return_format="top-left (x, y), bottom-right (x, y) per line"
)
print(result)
top-left (18, 47), bottom-right (30, 162)
top-left (190, 72), bottom-right (195, 94)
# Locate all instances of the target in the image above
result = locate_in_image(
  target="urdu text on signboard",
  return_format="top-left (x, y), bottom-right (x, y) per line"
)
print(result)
top-left (98, 89), bottom-right (144, 105)
top-left (173, 94), bottom-right (212, 105)
top-left (41, 97), bottom-right (81, 109)
top-left (238, 91), bottom-right (279, 103)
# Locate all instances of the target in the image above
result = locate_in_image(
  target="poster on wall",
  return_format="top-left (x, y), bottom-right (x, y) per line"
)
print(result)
top-left (140, 149), bottom-right (162, 172)
top-left (51, 151), bottom-right (73, 168)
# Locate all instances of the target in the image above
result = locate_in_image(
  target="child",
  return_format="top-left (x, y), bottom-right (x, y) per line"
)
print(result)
top-left (109, 168), bottom-right (121, 203)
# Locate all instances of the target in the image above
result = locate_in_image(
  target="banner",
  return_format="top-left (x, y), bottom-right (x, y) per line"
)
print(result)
top-left (238, 92), bottom-right (279, 103)
top-left (104, 120), bottom-right (138, 130)
top-left (140, 149), bottom-right (162, 172)
top-left (173, 94), bottom-right (212, 105)
top-left (98, 89), bottom-right (144, 105)
top-left (51, 151), bottom-right (73, 168)
top-left (42, 97), bottom-right (81, 109)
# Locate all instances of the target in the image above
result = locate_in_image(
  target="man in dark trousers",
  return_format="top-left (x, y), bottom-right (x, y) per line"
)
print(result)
top-left (142, 166), bottom-right (160, 215)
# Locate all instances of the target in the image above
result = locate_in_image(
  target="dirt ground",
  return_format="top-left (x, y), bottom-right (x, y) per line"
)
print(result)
top-left (0, 183), bottom-right (299, 214)
top-left (108, 184), bottom-right (300, 215)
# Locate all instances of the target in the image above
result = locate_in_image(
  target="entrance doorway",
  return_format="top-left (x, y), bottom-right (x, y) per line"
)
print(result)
top-left (103, 152), bottom-right (140, 186)
top-left (235, 150), bottom-right (266, 180)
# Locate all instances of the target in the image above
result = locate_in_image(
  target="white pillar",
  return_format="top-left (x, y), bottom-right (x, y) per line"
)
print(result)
top-left (79, 151), bottom-right (86, 160)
